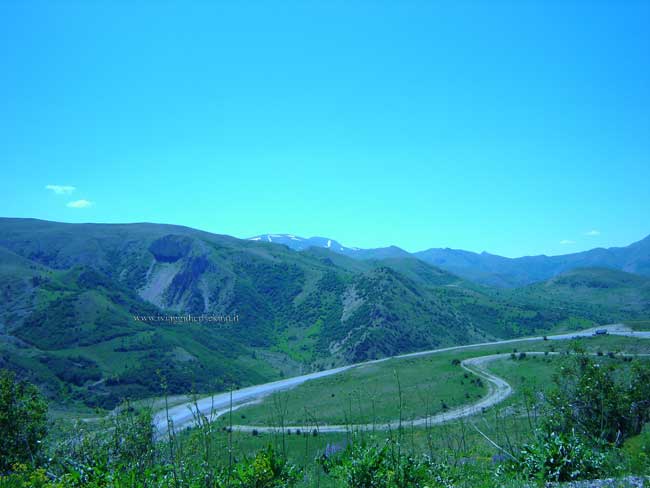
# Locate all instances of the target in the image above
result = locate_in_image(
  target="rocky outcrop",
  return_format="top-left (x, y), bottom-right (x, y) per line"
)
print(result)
top-left (148, 235), bottom-right (193, 263)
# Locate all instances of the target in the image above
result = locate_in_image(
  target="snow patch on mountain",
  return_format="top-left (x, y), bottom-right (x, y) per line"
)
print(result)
top-left (248, 234), bottom-right (355, 253)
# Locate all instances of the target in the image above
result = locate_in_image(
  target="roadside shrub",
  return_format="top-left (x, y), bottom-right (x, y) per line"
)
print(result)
top-left (47, 401), bottom-right (154, 486)
top-left (0, 369), bottom-right (48, 473)
top-left (546, 353), bottom-right (650, 444)
top-left (109, 403), bottom-right (155, 471)
top-left (320, 440), bottom-right (450, 488)
top-left (222, 445), bottom-right (300, 487)
top-left (506, 429), bottom-right (607, 482)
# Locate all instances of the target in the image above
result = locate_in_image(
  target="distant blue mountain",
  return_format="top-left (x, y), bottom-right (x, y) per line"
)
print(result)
top-left (251, 233), bottom-right (650, 287)
top-left (414, 235), bottom-right (650, 287)
top-left (247, 234), bottom-right (411, 260)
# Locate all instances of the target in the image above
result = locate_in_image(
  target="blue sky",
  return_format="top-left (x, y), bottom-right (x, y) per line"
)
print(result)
top-left (1, 1), bottom-right (648, 257)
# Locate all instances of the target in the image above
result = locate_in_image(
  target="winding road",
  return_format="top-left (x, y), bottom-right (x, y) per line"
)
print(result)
top-left (154, 324), bottom-right (650, 436)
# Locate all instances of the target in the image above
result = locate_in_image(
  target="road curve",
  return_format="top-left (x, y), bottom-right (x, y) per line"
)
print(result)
top-left (227, 353), bottom-right (515, 434)
top-left (153, 324), bottom-right (649, 436)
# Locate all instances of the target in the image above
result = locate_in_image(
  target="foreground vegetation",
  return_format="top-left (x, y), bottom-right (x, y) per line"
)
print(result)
top-left (2, 335), bottom-right (650, 487)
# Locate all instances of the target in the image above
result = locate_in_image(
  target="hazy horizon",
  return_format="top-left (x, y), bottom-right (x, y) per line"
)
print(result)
top-left (2, 215), bottom-right (647, 259)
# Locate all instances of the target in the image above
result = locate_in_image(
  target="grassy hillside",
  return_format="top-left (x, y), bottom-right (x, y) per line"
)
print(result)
top-left (0, 218), bottom-right (645, 411)
top-left (220, 353), bottom-right (488, 427)
top-left (506, 267), bottom-right (650, 328)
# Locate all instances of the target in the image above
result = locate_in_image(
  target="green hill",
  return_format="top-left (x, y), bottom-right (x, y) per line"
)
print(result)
top-left (507, 267), bottom-right (650, 321)
top-left (0, 218), bottom-right (645, 411)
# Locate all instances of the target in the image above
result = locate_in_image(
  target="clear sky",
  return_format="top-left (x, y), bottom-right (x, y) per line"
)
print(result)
top-left (1, 1), bottom-right (648, 257)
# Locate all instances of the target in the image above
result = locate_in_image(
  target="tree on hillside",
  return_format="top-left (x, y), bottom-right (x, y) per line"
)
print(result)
top-left (0, 369), bottom-right (48, 473)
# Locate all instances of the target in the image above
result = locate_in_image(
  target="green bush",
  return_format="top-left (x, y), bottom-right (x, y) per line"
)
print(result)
top-left (546, 352), bottom-right (650, 444)
top-left (223, 445), bottom-right (300, 487)
top-left (46, 401), bottom-right (155, 487)
top-left (506, 429), bottom-right (607, 482)
top-left (320, 440), bottom-right (450, 488)
top-left (0, 464), bottom-right (54, 488)
top-left (0, 370), bottom-right (48, 473)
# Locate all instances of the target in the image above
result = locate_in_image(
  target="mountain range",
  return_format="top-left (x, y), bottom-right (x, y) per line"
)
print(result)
top-left (250, 233), bottom-right (650, 287)
top-left (0, 218), bottom-right (648, 411)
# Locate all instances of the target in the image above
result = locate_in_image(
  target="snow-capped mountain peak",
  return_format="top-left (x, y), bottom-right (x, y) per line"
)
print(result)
top-left (247, 234), bottom-right (349, 253)
top-left (246, 233), bottom-right (412, 261)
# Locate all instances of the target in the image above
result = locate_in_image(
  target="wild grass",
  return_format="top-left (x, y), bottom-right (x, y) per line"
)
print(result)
top-left (222, 353), bottom-right (487, 427)
top-left (5, 335), bottom-right (650, 487)
top-left (625, 319), bottom-right (650, 331)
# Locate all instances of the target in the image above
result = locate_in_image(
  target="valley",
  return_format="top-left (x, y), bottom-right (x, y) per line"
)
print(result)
top-left (1, 218), bottom-right (649, 414)
top-left (1, 219), bottom-right (649, 486)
